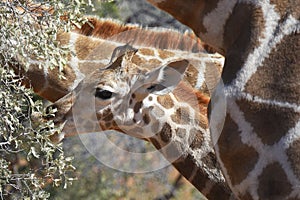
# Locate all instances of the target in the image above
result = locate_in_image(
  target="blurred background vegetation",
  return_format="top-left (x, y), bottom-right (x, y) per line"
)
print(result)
top-left (0, 0), bottom-right (88, 199)
top-left (1, 0), bottom-right (203, 199)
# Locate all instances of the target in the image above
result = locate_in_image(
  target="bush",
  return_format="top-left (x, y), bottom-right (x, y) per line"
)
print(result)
top-left (0, 1), bottom-right (90, 199)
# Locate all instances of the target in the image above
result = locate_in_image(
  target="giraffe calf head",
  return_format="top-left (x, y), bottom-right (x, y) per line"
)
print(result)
top-left (46, 51), bottom-right (190, 141)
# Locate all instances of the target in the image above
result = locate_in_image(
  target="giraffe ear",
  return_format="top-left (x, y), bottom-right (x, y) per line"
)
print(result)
top-left (145, 59), bottom-right (189, 95)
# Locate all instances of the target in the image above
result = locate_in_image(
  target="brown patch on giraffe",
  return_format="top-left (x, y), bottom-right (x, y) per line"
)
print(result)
top-left (157, 49), bottom-right (175, 59)
top-left (201, 152), bottom-right (219, 171)
top-left (251, 5), bottom-right (266, 47)
top-left (28, 63), bottom-right (76, 102)
top-left (183, 65), bottom-right (199, 89)
top-left (153, 106), bottom-right (165, 118)
top-left (171, 153), bottom-right (232, 197)
top-left (151, 121), bottom-right (160, 133)
top-left (149, 137), bottom-right (161, 149)
top-left (287, 198), bottom-right (300, 200)
top-left (201, 152), bottom-right (219, 169)
top-left (206, 181), bottom-right (232, 200)
top-left (148, 96), bottom-right (153, 101)
top-left (173, 155), bottom-right (211, 192)
top-left (218, 114), bottom-right (259, 185)
top-left (175, 128), bottom-right (186, 139)
top-left (223, 3), bottom-right (265, 84)
top-left (238, 191), bottom-right (253, 200)
top-left (139, 48), bottom-right (155, 56)
top-left (163, 142), bottom-right (183, 161)
top-left (101, 109), bottom-right (111, 118)
top-left (142, 114), bottom-right (150, 125)
top-left (148, 0), bottom-right (217, 36)
top-left (245, 33), bottom-right (300, 105)
top-left (110, 120), bottom-right (120, 131)
top-left (188, 128), bottom-right (204, 150)
top-left (237, 99), bottom-right (300, 145)
top-left (99, 121), bottom-right (106, 130)
top-left (75, 35), bottom-right (104, 60)
top-left (105, 122), bottom-right (112, 128)
top-left (173, 81), bottom-right (210, 116)
top-left (171, 107), bottom-right (191, 124)
top-left (80, 120), bottom-right (99, 133)
top-left (78, 62), bottom-right (107, 75)
top-left (199, 84), bottom-right (210, 98)
top-left (22, 66), bottom-right (47, 99)
top-left (287, 138), bottom-right (300, 179)
top-left (258, 162), bottom-right (292, 199)
top-left (148, 59), bottom-right (162, 66)
top-left (270, 0), bottom-right (300, 19)
top-left (194, 116), bottom-right (209, 130)
top-left (57, 32), bottom-right (70, 46)
top-left (82, 41), bottom-right (117, 62)
top-left (159, 123), bottom-right (172, 143)
top-left (102, 112), bottom-right (113, 122)
top-left (131, 54), bottom-right (147, 66)
top-left (133, 101), bottom-right (143, 113)
top-left (157, 95), bottom-right (174, 109)
top-left (203, 60), bottom-right (222, 96)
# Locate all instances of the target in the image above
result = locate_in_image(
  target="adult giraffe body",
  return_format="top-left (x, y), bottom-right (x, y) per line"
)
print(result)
top-left (147, 0), bottom-right (300, 199)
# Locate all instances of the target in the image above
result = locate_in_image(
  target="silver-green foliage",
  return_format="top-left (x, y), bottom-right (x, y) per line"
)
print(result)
top-left (0, 0), bottom-right (91, 199)
top-left (87, 0), bottom-right (120, 19)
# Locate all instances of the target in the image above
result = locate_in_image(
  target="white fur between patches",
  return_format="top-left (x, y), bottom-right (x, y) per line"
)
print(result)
top-left (202, 0), bottom-right (237, 49)
top-left (231, 4), bottom-right (299, 92)
top-left (68, 33), bottom-right (85, 91)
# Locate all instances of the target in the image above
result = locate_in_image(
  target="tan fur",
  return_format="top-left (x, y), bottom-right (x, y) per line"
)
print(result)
top-left (270, 0), bottom-right (300, 18)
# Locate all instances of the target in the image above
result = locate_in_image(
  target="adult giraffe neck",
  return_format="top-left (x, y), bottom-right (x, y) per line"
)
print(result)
top-left (147, 0), bottom-right (238, 55)
top-left (147, 1), bottom-right (300, 199)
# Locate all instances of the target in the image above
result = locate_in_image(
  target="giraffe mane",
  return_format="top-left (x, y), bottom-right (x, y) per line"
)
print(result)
top-left (74, 17), bottom-right (216, 53)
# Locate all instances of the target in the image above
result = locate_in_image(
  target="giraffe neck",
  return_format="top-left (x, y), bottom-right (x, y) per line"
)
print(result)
top-left (215, 3), bottom-right (300, 199)
top-left (147, 0), bottom-right (237, 55)
top-left (99, 81), bottom-right (233, 200)
top-left (15, 17), bottom-right (223, 102)
top-left (148, 0), bottom-right (300, 199)
top-left (148, 84), bottom-right (232, 199)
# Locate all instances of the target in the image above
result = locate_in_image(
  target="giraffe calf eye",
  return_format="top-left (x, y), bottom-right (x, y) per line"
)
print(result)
top-left (95, 88), bottom-right (113, 100)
